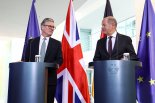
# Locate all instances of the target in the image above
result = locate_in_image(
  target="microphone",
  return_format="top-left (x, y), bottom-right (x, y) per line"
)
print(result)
top-left (28, 38), bottom-right (34, 62)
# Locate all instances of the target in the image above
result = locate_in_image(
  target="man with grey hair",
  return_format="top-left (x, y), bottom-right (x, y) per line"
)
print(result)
top-left (93, 16), bottom-right (138, 61)
top-left (23, 18), bottom-right (63, 103)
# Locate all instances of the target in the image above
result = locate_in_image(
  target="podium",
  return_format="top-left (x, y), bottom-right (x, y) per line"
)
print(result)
top-left (89, 60), bottom-right (141, 103)
top-left (7, 62), bottom-right (58, 103)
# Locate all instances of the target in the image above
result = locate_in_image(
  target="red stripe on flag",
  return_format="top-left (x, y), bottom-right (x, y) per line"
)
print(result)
top-left (66, 1), bottom-right (71, 36)
top-left (68, 82), bottom-right (73, 103)
top-left (100, 32), bottom-right (106, 39)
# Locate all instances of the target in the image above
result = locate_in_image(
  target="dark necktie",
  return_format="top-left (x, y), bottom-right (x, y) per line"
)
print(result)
top-left (108, 36), bottom-right (112, 55)
top-left (40, 38), bottom-right (46, 62)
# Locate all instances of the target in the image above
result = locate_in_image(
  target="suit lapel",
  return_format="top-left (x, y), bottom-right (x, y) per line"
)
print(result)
top-left (102, 37), bottom-right (109, 56)
top-left (45, 38), bottom-right (52, 60)
top-left (112, 33), bottom-right (120, 55)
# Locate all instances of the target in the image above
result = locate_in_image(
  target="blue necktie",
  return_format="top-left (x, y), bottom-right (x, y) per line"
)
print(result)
top-left (40, 38), bottom-right (46, 62)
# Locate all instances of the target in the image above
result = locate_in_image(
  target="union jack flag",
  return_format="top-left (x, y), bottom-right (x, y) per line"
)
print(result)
top-left (55, 0), bottom-right (90, 103)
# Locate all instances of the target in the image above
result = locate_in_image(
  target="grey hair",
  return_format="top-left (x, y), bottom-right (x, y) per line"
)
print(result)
top-left (41, 18), bottom-right (54, 26)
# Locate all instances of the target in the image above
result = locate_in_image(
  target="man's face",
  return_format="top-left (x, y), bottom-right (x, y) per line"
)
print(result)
top-left (41, 21), bottom-right (55, 37)
top-left (101, 18), bottom-right (112, 36)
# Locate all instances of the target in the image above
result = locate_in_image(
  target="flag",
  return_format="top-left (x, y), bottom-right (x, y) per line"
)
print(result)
top-left (100, 0), bottom-right (113, 38)
top-left (55, 0), bottom-right (90, 103)
top-left (136, 0), bottom-right (155, 102)
top-left (21, 0), bottom-right (40, 60)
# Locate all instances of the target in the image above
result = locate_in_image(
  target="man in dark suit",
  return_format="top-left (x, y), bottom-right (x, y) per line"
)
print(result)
top-left (22, 18), bottom-right (63, 103)
top-left (93, 16), bottom-right (138, 61)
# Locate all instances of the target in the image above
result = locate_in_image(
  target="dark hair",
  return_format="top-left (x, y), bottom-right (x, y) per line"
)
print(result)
top-left (41, 18), bottom-right (54, 26)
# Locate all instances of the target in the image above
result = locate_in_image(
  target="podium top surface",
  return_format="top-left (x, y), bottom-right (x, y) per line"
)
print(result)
top-left (9, 62), bottom-right (59, 69)
top-left (88, 60), bottom-right (142, 69)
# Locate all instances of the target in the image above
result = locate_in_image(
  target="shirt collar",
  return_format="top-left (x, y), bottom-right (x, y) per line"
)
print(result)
top-left (40, 35), bottom-right (50, 41)
top-left (107, 31), bottom-right (117, 38)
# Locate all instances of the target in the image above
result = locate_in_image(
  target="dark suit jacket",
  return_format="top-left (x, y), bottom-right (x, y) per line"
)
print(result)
top-left (23, 37), bottom-right (63, 65)
top-left (93, 33), bottom-right (138, 61)
top-left (23, 37), bottom-right (63, 84)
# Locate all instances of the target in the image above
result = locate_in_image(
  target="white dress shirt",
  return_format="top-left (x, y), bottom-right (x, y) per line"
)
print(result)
top-left (106, 31), bottom-right (117, 52)
top-left (39, 35), bottom-right (50, 55)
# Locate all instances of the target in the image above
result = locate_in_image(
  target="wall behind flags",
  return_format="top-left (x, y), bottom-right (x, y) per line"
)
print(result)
top-left (0, 0), bottom-right (155, 103)
top-left (135, 0), bottom-right (155, 49)
top-left (0, 37), bottom-right (24, 103)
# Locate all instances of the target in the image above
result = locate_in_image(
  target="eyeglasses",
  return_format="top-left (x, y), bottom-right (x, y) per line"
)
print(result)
top-left (44, 25), bottom-right (56, 29)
